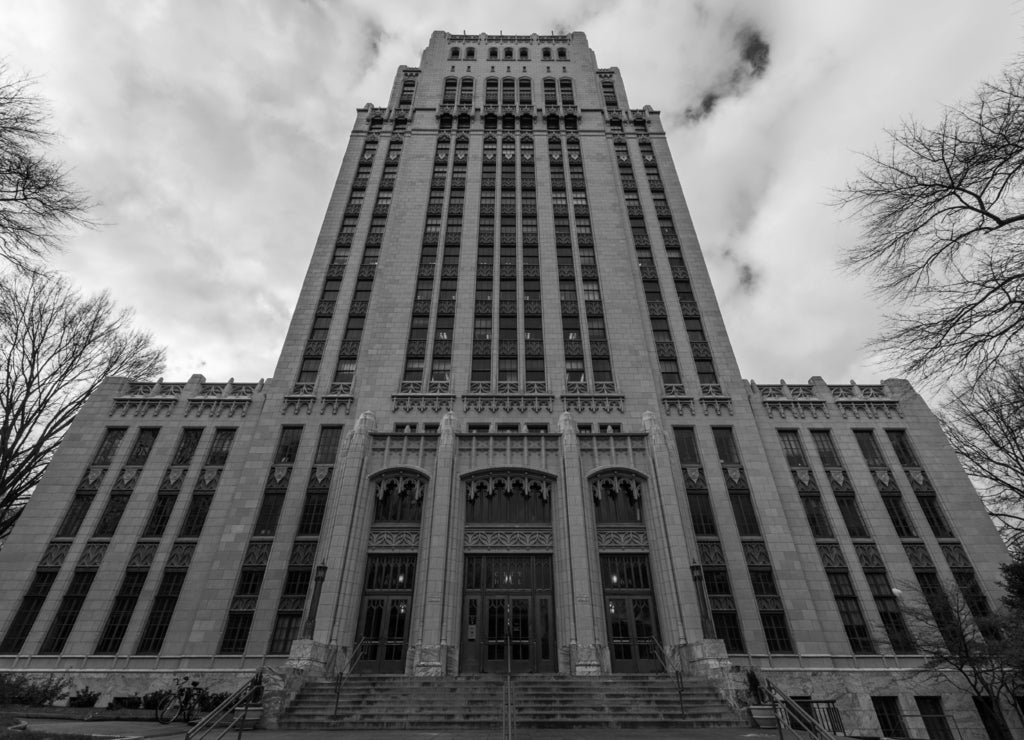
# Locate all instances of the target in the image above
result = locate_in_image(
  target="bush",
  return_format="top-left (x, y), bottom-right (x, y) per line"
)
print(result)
top-left (199, 691), bottom-right (231, 712)
top-left (67, 687), bottom-right (100, 708)
top-left (108, 696), bottom-right (141, 710)
top-left (141, 690), bottom-right (171, 711)
top-left (0, 673), bottom-right (72, 706)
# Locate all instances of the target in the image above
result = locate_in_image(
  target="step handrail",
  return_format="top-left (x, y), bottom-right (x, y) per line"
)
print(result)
top-left (185, 671), bottom-right (263, 740)
top-left (501, 673), bottom-right (517, 740)
top-left (763, 677), bottom-right (841, 740)
top-left (650, 635), bottom-right (686, 717)
top-left (331, 637), bottom-right (366, 717)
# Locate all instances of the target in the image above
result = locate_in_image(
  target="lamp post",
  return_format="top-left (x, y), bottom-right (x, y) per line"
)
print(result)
top-left (690, 560), bottom-right (717, 640)
top-left (301, 561), bottom-right (329, 640)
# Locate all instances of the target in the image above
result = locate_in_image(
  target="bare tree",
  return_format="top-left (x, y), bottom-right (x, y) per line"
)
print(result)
top-left (0, 269), bottom-right (165, 539)
top-left (899, 577), bottom-right (1023, 734)
top-left (837, 58), bottom-right (1024, 387)
top-left (940, 361), bottom-right (1024, 550)
top-left (0, 60), bottom-right (91, 271)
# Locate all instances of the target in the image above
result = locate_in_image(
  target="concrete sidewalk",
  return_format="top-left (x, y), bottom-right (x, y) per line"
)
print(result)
top-left (16, 719), bottom-right (778, 740)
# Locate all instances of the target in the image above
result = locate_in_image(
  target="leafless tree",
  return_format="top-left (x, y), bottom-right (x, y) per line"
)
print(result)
top-left (899, 577), bottom-right (1023, 733)
top-left (0, 269), bottom-right (164, 539)
top-left (837, 58), bottom-right (1024, 387)
top-left (940, 361), bottom-right (1024, 550)
top-left (0, 60), bottom-right (92, 271)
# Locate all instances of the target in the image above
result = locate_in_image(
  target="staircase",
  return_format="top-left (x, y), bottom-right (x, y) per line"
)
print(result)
top-left (280, 673), bottom-right (745, 730)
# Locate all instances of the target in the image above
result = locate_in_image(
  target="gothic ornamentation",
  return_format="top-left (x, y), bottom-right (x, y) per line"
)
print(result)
top-left (244, 542), bottom-right (272, 567)
top-left (827, 469), bottom-right (854, 493)
top-left (282, 395), bottom-right (315, 415)
top-left (167, 543), bottom-right (196, 569)
top-left (854, 543), bottom-right (884, 569)
top-left (392, 393), bottom-right (455, 413)
top-left (661, 396), bottom-right (695, 416)
top-left (77, 467), bottom-right (107, 492)
top-left (111, 398), bottom-right (178, 418)
top-left (77, 542), bottom-right (108, 568)
top-left (700, 397), bottom-right (733, 416)
top-left (463, 394), bottom-right (554, 414)
top-left (940, 543), bottom-right (971, 569)
top-left (307, 466), bottom-right (333, 490)
top-left (374, 470), bottom-right (428, 502)
top-left (596, 528), bottom-right (649, 549)
top-left (464, 528), bottom-right (554, 550)
top-left (792, 468), bottom-right (819, 492)
top-left (186, 398), bottom-right (252, 418)
top-left (129, 542), bottom-right (158, 568)
top-left (762, 400), bottom-right (829, 419)
top-left (290, 542), bottom-right (318, 566)
top-left (699, 541), bottom-right (726, 566)
top-left (708, 595), bottom-right (736, 611)
top-left (194, 467), bottom-right (222, 492)
top-left (681, 466), bottom-right (708, 491)
top-left (903, 542), bottom-right (934, 570)
top-left (40, 542), bottom-right (71, 568)
top-left (835, 400), bottom-right (903, 420)
top-left (321, 393), bottom-right (354, 415)
top-left (368, 528), bottom-right (421, 550)
top-left (465, 471), bottom-right (554, 502)
top-left (112, 467), bottom-right (141, 492)
top-left (590, 471), bottom-right (644, 502)
top-left (722, 466), bottom-right (749, 491)
top-left (743, 541), bottom-right (771, 566)
top-left (906, 468), bottom-right (934, 493)
top-left (561, 394), bottom-right (625, 413)
top-left (756, 595), bottom-right (784, 612)
top-left (817, 543), bottom-right (847, 569)
top-left (871, 469), bottom-right (901, 493)
top-left (266, 465), bottom-right (291, 490)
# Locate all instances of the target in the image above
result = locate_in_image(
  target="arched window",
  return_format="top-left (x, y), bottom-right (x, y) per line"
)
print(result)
top-left (399, 79), bottom-right (416, 106)
top-left (559, 78), bottom-right (574, 105)
top-left (591, 470), bottom-right (645, 523)
top-left (450, 47), bottom-right (460, 59)
top-left (602, 79), bottom-right (618, 107)
top-left (485, 78), bottom-right (499, 105)
top-left (464, 470), bottom-right (553, 523)
top-left (557, 47), bottom-right (567, 60)
top-left (543, 78), bottom-right (557, 105)
top-left (518, 78), bottom-right (532, 105)
top-left (542, 47), bottom-right (552, 60)
top-left (489, 47), bottom-right (499, 60)
top-left (519, 47), bottom-right (529, 60)
top-left (466, 47), bottom-right (476, 60)
top-left (442, 77), bottom-right (458, 105)
top-left (372, 469), bottom-right (427, 522)
top-left (503, 47), bottom-right (513, 60)
top-left (459, 77), bottom-right (474, 105)
top-left (502, 78), bottom-right (516, 105)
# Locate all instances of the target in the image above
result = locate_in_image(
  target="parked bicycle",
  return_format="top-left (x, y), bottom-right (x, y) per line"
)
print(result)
top-left (156, 676), bottom-right (204, 724)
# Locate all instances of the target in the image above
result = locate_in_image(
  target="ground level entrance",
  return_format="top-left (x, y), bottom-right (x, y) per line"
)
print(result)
top-left (461, 554), bottom-right (556, 673)
top-left (356, 554), bottom-right (415, 673)
top-left (601, 553), bottom-right (661, 673)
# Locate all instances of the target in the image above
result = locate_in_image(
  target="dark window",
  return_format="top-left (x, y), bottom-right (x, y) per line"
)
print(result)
top-left (882, 496), bottom-right (917, 538)
top-left (0, 571), bottom-right (58, 652)
top-left (760, 611), bottom-right (793, 653)
top-left (275, 427), bottom-right (302, 465)
top-left (93, 493), bottom-right (130, 537)
top-left (836, 495), bottom-right (870, 538)
top-left (673, 428), bottom-right (702, 467)
top-left (254, 493), bottom-right (285, 537)
top-left (137, 571), bottom-right (187, 654)
top-left (171, 429), bottom-right (204, 466)
top-left (872, 696), bottom-right (907, 738)
top-left (595, 488), bottom-right (642, 524)
top-left (268, 612), bottom-right (303, 655)
top-left (93, 428), bottom-right (126, 466)
top-left (730, 493), bottom-right (760, 537)
top-left (688, 492), bottom-right (717, 536)
top-left (915, 697), bottom-right (955, 740)
top-left (143, 494), bottom-right (177, 538)
top-left (778, 430), bottom-right (807, 467)
top-left (855, 430), bottom-right (886, 468)
top-left (917, 495), bottom-right (954, 538)
top-left (827, 572), bottom-right (874, 654)
top-left (205, 429), bottom-right (236, 466)
top-left (314, 426), bottom-right (344, 465)
top-left (601, 554), bottom-right (652, 590)
top-left (56, 494), bottom-right (93, 539)
top-left (972, 695), bottom-right (1013, 740)
top-left (39, 570), bottom-right (96, 653)
top-left (95, 571), bottom-right (148, 654)
top-left (712, 611), bottom-right (745, 652)
top-left (952, 569), bottom-right (991, 619)
top-left (220, 612), bottom-right (254, 654)
top-left (298, 492), bottom-right (327, 537)
top-left (801, 495), bottom-right (834, 538)
top-left (712, 428), bottom-right (740, 465)
top-left (374, 484), bottom-right (423, 523)
top-left (466, 482), bottom-right (551, 523)
top-left (126, 428), bottom-right (159, 466)
top-left (886, 430), bottom-right (920, 467)
top-left (178, 495), bottom-right (213, 538)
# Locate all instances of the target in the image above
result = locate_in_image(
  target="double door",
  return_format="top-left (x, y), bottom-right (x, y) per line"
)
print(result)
top-left (356, 555), bottom-right (415, 673)
top-left (601, 554), bottom-right (661, 673)
top-left (461, 555), bottom-right (556, 673)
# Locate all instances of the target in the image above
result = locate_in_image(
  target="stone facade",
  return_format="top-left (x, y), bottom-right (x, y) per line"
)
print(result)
top-left (0, 30), bottom-right (1016, 737)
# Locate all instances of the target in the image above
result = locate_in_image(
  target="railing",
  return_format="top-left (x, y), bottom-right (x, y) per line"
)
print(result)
top-left (185, 671), bottom-right (263, 740)
top-left (763, 678), bottom-right (840, 740)
top-left (501, 673), bottom-right (516, 740)
top-left (903, 712), bottom-right (963, 740)
top-left (651, 636), bottom-right (686, 718)
top-left (331, 638), bottom-right (366, 717)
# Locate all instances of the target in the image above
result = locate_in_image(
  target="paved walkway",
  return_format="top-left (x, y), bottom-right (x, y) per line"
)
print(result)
top-left (15, 719), bottom-right (778, 740)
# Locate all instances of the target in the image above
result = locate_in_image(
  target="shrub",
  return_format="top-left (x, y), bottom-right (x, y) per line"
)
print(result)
top-left (67, 687), bottom-right (100, 708)
top-left (0, 673), bottom-right (72, 706)
top-left (141, 690), bottom-right (171, 711)
top-left (108, 696), bottom-right (142, 710)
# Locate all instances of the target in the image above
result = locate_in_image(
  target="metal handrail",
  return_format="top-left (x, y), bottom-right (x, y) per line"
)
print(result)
top-left (501, 673), bottom-right (517, 740)
top-left (185, 671), bottom-right (263, 740)
top-left (331, 638), bottom-right (366, 717)
top-left (763, 677), bottom-right (839, 740)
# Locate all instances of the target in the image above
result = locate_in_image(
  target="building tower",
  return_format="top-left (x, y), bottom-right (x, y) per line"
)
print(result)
top-left (0, 31), bottom-right (1014, 737)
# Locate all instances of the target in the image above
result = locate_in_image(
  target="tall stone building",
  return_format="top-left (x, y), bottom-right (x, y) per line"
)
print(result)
top-left (0, 31), bottom-right (1014, 736)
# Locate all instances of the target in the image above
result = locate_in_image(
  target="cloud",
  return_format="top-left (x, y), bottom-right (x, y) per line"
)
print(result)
top-left (684, 24), bottom-right (771, 123)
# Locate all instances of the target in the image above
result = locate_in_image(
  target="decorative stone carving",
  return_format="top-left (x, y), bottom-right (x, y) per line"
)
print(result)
top-left (194, 467), bottom-right (222, 492)
top-left (465, 471), bottom-right (553, 502)
top-left (816, 543), bottom-right (847, 569)
top-left (903, 542), bottom-right (934, 570)
top-left (792, 468), bottom-right (819, 492)
top-left (368, 529), bottom-right (421, 550)
top-left (708, 595), bottom-right (736, 611)
top-left (836, 400), bottom-right (902, 419)
top-left (855, 543), bottom-right (884, 568)
top-left (307, 466), bottom-right (333, 490)
top-left (700, 397), bottom-right (733, 416)
top-left (463, 394), bottom-right (554, 414)
top-left (756, 595), bottom-right (784, 612)
top-left (290, 542), bottom-right (318, 566)
top-left (590, 470), bottom-right (644, 501)
top-left (681, 466), bottom-right (708, 491)
top-left (596, 528), bottom-right (649, 549)
top-left (464, 528), bottom-right (554, 550)
top-left (743, 541), bottom-right (771, 566)
top-left (283, 395), bottom-right (316, 415)
top-left (129, 542), bottom-right (158, 568)
top-left (112, 467), bottom-right (141, 492)
top-left (662, 396), bottom-right (695, 415)
top-left (392, 394), bottom-right (455, 413)
top-left (186, 397), bottom-right (252, 418)
top-left (827, 469), bottom-right (854, 493)
top-left (265, 465), bottom-right (292, 491)
top-left (374, 470), bottom-right (428, 501)
top-left (722, 466), bottom-right (749, 490)
top-left (698, 541), bottom-right (726, 566)
top-left (76, 541), bottom-right (108, 568)
top-left (167, 543), bottom-right (196, 569)
top-left (762, 400), bottom-right (829, 419)
top-left (244, 542), bottom-right (272, 567)
top-left (906, 468), bottom-right (934, 493)
top-left (77, 467), bottom-right (107, 492)
top-left (561, 394), bottom-right (625, 413)
top-left (940, 543), bottom-right (972, 569)
top-left (40, 542), bottom-right (71, 568)
top-left (871, 469), bottom-right (901, 493)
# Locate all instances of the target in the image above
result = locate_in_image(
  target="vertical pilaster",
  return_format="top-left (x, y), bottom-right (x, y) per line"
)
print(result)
top-left (411, 411), bottom-right (458, 675)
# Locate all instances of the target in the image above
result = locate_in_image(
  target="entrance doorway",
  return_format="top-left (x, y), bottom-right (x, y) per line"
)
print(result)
top-left (461, 555), bottom-right (556, 673)
top-left (600, 554), bottom-right (661, 672)
top-left (356, 554), bottom-right (415, 673)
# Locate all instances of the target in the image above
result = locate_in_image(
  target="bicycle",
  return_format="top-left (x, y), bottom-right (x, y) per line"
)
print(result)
top-left (156, 676), bottom-right (204, 724)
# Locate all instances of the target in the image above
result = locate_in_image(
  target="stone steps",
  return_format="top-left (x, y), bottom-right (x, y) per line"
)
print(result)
top-left (280, 673), bottom-right (745, 730)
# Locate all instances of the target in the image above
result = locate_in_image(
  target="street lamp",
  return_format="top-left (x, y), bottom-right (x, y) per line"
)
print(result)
top-left (301, 561), bottom-right (329, 640)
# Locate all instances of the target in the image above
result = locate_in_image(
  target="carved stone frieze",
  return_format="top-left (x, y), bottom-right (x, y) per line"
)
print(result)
top-left (112, 467), bottom-right (141, 492)
top-left (596, 528), bottom-right (649, 550)
top-left (835, 400), bottom-right (902, 420)
top-left (464, 528), bottom-right (554, 550)
top-left (816, 543), bottom-right (847, 569)
top-left (465, 470), bottom-right (553, 502)
top-left (762, 400), bottom-right (829, 419)
top-left (940, 542), bottom-right (971, 569)
top-left (368, 528), bottom-right (421, 550)
top-left (77, 467), bottom-right (107, 492)
top-left (111, 398), bottom-right (178, 418)
top-left (827, 469), bottom-right (854, 493)
top-left (463, 394), bottom-right (554, 414)
top-left (392, 394), bottom-right (455, 413)
top-left (186, 398), bottom-right (252, 418)
top-left (40, 542), bottom-right (71, 569)
top-left (561, 394), bottom-right (625, 413)
top-left (160, 467), bottom-right (188, 492)
top-left (167, 543), bottom-right (196, 569)
top-left (700, 397), bottom-right (733, 416)
top-left (854, 543), bottom-right (884, 568)
top-left (661, 396), bottom-right (695, 416)
top-left (902, 542), bottom-right (934, 570)
top-left (680, 466), bottom-right (708, 491)
top-left (743, 541), bottom-right (771, 566)
top-left (76, 541), bottom-right (108, 568)
top-left (244, 542), bottom-right (272, 567)
top-left (791, 468), bottom-right (819, 493)
top-left (283, 395), bottom-right (316, 415)
top-left (590, 470), bottom-right (644, 502)
top-left (698, 541), bottom-right (725, 566)
top-left (129, 542), bottom-right (158, 568)
top-left (290, 542), bottom-right (318, 566)
top-left (374, 470), bottom-right (428, 501)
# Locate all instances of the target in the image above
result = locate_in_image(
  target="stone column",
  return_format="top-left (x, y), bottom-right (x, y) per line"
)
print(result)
top-left (555, 411), bottom-right (606, 674)
top-left (410, 411), bottom-right (458, 675)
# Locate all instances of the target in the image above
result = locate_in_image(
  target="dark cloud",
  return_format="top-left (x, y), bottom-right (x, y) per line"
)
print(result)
top-left (684, 24), bottom-right (771, 123)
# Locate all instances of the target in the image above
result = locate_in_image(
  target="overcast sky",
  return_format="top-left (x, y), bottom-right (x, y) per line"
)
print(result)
top-left (2, 1), bottom-right (1021, 391)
